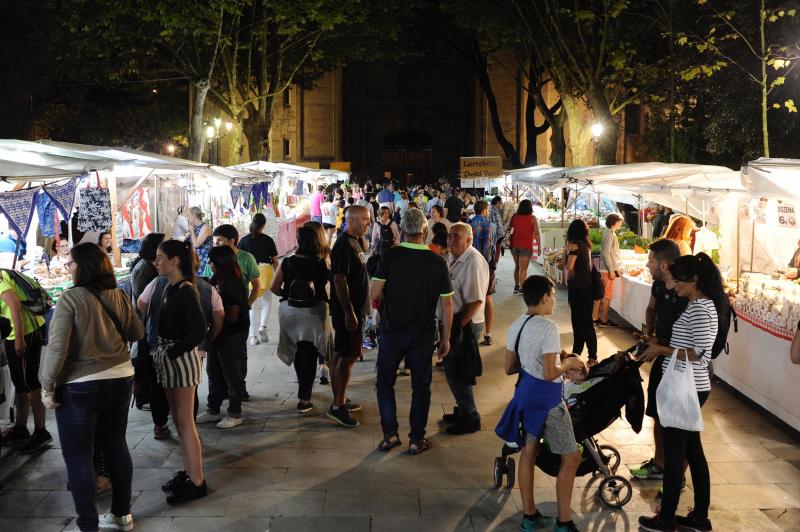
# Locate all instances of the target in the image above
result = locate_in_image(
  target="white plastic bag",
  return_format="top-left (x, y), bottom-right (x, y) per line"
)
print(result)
top-left (656, 349), bottom-right (704, 431)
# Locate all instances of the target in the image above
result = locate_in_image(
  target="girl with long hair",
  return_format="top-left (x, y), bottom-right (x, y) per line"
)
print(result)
top-left (564, 219), bottom-right (597, 364)
top-left (238, 213), bottom-right (279, 345)
top-left (508, 199), bottom-right (541, 293)
top-left (153, 239), bottom-right (208, 503)
top-left (661, 214), bottom-right (696, 256)
top-left (187, 206), bottom-right (212, 274)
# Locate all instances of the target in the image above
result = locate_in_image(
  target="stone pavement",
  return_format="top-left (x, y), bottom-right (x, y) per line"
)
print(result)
top-left (2, 258), bottom-right (800, 531)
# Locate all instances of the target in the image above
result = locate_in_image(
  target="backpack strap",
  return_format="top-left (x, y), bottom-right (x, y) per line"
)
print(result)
top-left (514, 314), bottom-right (537, 359)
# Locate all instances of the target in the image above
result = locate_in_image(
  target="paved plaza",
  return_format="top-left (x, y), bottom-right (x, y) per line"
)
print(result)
top-left (1, 260), bottom-right (800, 531)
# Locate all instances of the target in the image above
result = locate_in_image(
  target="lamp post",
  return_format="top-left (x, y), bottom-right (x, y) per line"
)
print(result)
top-left (205, 119), bottom-right (235, 165)
top-left (590, 122), bottom-right (604, 165)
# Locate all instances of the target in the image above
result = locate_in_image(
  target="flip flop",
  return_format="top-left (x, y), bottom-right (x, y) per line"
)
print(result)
top-left (378, 435), bottom-right (402, 452)
top-left (407, 438), bottom-right (432, 455)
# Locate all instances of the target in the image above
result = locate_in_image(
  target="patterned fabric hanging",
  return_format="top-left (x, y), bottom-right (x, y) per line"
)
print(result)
top-left (0, 187), bottom-right (40, 238)
top-left (230, 185), bottom-right (242, 208)
top-left (252, 183), bottom-right (264, 208)
top-left (36, 192), bottom-right (58, 238)
top-left (240, 184), bottom-right (254, 208)
top-left (259, 181), bottom-right (271, 206)
top-left (77, 186), bottom-right (112, 232)
top-left (43, 177), bottom-right (78, 220)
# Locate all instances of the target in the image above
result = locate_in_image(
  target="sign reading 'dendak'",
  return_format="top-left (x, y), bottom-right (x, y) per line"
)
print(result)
top-left (460, 156), bottom-right (502, 179)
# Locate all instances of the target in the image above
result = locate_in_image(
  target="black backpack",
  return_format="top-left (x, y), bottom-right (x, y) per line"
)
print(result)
top-left (376, 221), bottom-right (395, 254)
top-left (2, 269), bottom-right (53, 316)
top-left (711, 299), bottom-right (738, 359)
top-left (284, 256), bottom-right (317, 308)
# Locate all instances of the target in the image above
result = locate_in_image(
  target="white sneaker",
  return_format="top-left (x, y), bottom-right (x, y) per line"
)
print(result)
top-left (216, 416), bottom-right (243, 429)
top-left (99, 511), bottom-right (134, 531)
top-left (195, 411), bottom-right (222, 424)
top-left (248, 336), bottom-right (260, 346)
top-left (258, 326), bottom-right (269, 344)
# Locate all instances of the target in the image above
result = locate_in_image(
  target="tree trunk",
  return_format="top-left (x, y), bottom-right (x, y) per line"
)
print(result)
top-left (668, 0), bottom-right (676, 162)
top-left (588, 89), bottom-right (618, 165)
top-left (549, 111), bottom-right (567, 167)
top-left (523, 89), bottom-right (540, 167)
top-left (242, 96), bottom-right (274, 162)
top-left (188, 79), bottom-right (210, 162)
top-left (759, 0), bottom-right (770, 157)
top-left (561, 93), bottom-right (593, 166)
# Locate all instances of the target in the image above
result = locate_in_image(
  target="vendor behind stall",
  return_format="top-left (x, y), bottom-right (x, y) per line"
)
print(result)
top-left (784, 239), bottom-right (800, 279)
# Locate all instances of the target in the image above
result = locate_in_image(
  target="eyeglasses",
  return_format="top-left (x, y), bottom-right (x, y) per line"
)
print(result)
top-left (65, 260), bottom-right (76, 268)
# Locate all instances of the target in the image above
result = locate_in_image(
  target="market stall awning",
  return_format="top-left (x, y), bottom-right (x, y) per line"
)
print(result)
top-left (742, 158), bottom-right (800, 202)
top-left (37, 140), bottom-right (208, 173)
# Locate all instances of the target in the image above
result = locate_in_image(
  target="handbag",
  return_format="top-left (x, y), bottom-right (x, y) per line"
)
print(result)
top-left (500, 215), bottom-right (515, 250)
top-left (591, 265), bottom-right (604, 301)
top-left (656, 349), bottom-right (704, 431)
top-left (77, 175), bottom-right (112, 232)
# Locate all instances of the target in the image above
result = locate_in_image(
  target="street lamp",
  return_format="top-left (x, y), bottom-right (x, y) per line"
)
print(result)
top-left (166, 144), bottom-right (176, 155)
top-left (225, 121), bottom-right (233, 133)
top-left (204, 118), bottom-right (234, 165)
top-left (591, 122), bottom-right (604, 142)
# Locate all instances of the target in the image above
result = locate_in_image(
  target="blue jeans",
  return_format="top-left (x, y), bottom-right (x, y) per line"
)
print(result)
top-left (207, 330), bottom-right (248, 416)
top-left (55, 377), bottom-right (134, 532)
top-left (376, 325), bottom-right (436, 441)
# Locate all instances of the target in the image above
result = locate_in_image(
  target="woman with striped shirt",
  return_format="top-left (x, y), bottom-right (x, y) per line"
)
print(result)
top-left (638, 253), bottom-right (724, 532)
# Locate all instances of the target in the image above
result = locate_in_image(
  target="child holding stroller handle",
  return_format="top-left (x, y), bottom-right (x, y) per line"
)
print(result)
top-left (496, 275), bottom-right (588, 532)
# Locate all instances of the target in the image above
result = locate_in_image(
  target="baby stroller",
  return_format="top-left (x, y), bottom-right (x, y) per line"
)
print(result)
top-left (493, 346), bottom-right (645, 508)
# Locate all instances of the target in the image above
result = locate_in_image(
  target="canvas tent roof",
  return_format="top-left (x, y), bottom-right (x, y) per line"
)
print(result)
top-left (741, 158), bottom-right (800, 202)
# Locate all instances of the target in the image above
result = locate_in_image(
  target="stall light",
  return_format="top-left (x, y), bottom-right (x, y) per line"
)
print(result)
top-left (225, 122), bottom-right (234, 132)
top-left (213, 117), bottom-right (222, 129)
top-left (591, 122), bottom-right (604, 141)
top-left (205, 125), bottom-right (216, 139)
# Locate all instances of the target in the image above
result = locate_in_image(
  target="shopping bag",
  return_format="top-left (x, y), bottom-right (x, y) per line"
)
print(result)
top-left (656, 349), bottom-right (704, 431)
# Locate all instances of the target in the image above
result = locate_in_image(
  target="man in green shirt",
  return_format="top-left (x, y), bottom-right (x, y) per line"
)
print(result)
top-left (0, 270), bottom-right (52, 453)
top-left (203, 224), bottom-right (261, 306)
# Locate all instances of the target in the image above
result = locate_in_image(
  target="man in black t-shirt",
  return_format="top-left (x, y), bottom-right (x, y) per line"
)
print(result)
top-left (327, 205), bottom-right (370, 428)
top-left (444, 189), bottom-right (465, 223)
top-left (371, 209), bottom-right (454, 454)
top-left (630, 239), bottom-right (688, 481)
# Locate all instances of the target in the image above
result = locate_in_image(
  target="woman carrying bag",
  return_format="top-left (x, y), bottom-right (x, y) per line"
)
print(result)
top-left (638, 253), bottom-right (723, 532)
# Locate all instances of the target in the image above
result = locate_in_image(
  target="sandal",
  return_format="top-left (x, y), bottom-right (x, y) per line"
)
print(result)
top-left (378, 435), bottom-right (402, 452)
top-left (407, 438), bottom-right (432, 455)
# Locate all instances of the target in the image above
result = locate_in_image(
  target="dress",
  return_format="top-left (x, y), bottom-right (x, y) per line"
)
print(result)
top-left (194, 223), bottom-right (212, 275)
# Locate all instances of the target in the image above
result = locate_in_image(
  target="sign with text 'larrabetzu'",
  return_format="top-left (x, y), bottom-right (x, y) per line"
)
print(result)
top-left (460, 156), bottom-right (503, 179)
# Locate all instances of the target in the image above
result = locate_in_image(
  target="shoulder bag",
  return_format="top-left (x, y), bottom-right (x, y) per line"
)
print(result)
top-left (656, 349), bottom-right (704, 431)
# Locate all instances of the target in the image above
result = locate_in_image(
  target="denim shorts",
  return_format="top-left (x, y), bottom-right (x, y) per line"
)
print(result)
top-left (511, 247), bottom-right (533, 257)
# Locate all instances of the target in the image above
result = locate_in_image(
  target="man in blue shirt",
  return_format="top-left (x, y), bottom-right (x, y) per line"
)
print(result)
top-left (469, 201), bottom-right (497, 346)
top-left (377, 183), bottom-right (395, 212)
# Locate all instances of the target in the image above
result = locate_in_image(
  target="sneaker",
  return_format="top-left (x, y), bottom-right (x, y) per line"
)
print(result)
top-left (553, 520), bottom-right (581, 532)
top-left (593, 318), bottom-right (601, 326)
top-left (195, 411), bottom-right (222, 424)
top-left (242, 392), bottom-right (251, 402)
top-left (297, 401), bottom-right (314, 413)
top-left (258, 326), bottom-right (269, 344)
top-left (1, 425), bottom-right (30, 446)
top-left (630, 458), bottom-right (664, 480)
top-left (216, 416), bottom-right (242, 429)
top-left (442, 407), bottom-right (462, 424)
top-left (520, 511), bottom-right (556, 530)
top-left (675, 510), bottom-right (712, 531)
top-left (480, 335), bottom-right (494, 346)
top-left (638, 514), bottom-right (676, 531)
top-left (166, 479), bottom-right (208, 504)
top-left (247, 336), bottom-right (260, 346)
top-left (599, 320), bottom-right (618, 328)
top-left (362, 336), bottom-right (377, 350)
top-left (19, 428), bottom-right (53, 454)
top-left (345, 398), bottom-right (362, 412)
top-left (162, 470), bottom-right (188, 492)
top-left (319, 375), bottom-right (329, 385)
top-left (327, 405), bottom-right (359, 428)
top-left (513, 285), bottom-right (520, 294)
top-left (656, 476), bottom-right (687, 499)
top-left (446, 417), bottom-right (481, 435)
top-left (154, 425), bottom-right (170, 440)
top-left (98, 511), bottom-right (134, 531)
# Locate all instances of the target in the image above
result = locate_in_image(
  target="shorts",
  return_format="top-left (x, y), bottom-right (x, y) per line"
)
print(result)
top-left (645, 358), bottom-right (664, 419)
top-left (5, 328), bottom-right (44, 393)
top-left (525, 402), bottom-right (578, 455)
top-left (333, 319), bottom-right (364, 359)
top-left (599, 272), bottom-right (615, 302)
top-left (153, 339), bottom-right (203, 389)
top-left (511, 247), bottom-right (533, 257)
top-left (487, 268), bottom-right (497, 296)
top-left (323, 223), bottom-right (336, 230)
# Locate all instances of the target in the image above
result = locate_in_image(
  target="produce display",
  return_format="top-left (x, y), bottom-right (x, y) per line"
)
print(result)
top-left (732, 272), bottom-right (800, 336)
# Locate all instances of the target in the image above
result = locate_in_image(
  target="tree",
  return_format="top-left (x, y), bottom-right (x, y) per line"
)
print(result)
top-left (677, 0), bottom-right (800, 157)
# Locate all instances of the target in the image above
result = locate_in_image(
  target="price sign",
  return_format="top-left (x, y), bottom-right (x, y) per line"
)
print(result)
top-left (778, 203), bottom-right (797, 228)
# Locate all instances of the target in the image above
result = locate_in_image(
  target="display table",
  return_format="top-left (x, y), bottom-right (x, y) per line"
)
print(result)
top-left (536, 225), bottom-right (567, 265)
top-left (713, 307), bottom-right (800, 432)
top-left (609, 274), bottom-right (652, 331)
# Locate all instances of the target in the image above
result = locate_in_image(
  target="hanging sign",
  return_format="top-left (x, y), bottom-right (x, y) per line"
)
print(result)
top-left (461, 178), bottom-right (474, 188)
top-left (777, 203), bottom-right (797, 228)
top-left (240, 184), bottom-right (254, 208)
top-left (460, 156), bottom-right (503, 179)
top-left (0, 187), bottom-right (39, 238)
top-left (230, 185), bottom-right (242, 208)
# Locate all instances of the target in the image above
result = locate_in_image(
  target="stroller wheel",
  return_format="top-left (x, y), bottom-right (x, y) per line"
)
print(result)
top-left (493, 457), bottom-right (504, 489)
top-left (598, 444), bottom-right (621, 474)
top-left (598, 475), bottom-right (632, 507)
top-left (506, 457), bottom-right (516, 489)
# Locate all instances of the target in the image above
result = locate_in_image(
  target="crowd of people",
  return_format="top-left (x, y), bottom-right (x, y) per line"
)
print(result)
top-left (0, 178), bottom-right (737, 532)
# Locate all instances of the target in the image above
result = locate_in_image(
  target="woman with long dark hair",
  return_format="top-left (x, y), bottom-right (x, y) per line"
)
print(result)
top-left (508, 199), bottom-right (541, 293)
top-left (196, 245), bottom-right (249, 429)
top-left (238, 213), bottom-right (279, 345)
top-left (187, 206), bottom-right (212, 274)
top-left (564, 219), bottom-right (597, 364)
top-left (270, 225), bottom-right (331, 413)
top-left (639, 253), bottom-right (722, 532)
top-left (40, 243), bottom-right (144, 531)
top-left (153, 239), bottom-right (208, 503)
top-left (98, 231), bottom-right (113, 253)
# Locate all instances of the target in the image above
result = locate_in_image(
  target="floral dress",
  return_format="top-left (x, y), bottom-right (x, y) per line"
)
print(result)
top-left (194, 223), bottom-right (212, 275)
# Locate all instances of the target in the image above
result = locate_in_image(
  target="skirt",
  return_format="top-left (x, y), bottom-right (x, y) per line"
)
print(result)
top-left (153, 338), bottom-right (203, 389)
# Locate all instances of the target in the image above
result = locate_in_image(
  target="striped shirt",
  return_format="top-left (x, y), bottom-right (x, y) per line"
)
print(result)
top-left (662, 298), bottom-right (718, 392)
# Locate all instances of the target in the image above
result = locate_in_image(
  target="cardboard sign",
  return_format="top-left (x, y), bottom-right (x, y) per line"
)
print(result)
top-left (460, 156), bottom-right (503, 179)
top-left (460, 179), bottom-right (474, 188)
top-left (778, 203), bottom-right (797, 228)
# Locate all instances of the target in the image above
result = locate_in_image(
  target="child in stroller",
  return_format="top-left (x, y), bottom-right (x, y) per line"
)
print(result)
top-left (495, 345), bottom-right (646, 511)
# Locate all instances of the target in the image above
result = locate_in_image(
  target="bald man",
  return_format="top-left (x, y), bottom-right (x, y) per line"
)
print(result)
top-left (327, 205), bottom-right (370, 428)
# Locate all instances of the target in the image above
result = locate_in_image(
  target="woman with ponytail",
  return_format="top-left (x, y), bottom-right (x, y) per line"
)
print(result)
top-left (639, 252), bottom-right (722, 532)
top-left (152, 239), bottom-right (209, 504)
top-left (238, 213), bottom-right (279, 345)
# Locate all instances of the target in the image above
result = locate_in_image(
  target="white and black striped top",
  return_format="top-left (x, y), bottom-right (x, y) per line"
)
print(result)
top-left (662, 298), bottom-right (718, 392)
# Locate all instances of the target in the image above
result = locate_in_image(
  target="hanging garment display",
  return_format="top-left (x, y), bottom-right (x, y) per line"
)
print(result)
top-left (77, 185), bottom-right (112, 232)
top-left (36, 193), bottom-right (58, 238)
top-left (43, 177), bottom-right (78, 220)
top-left (230, 185), bottom-right (242, 208)
top-left (259, 181), bottom-right (271, 206)
top-left (241, 184), bottom-right (254, 208)
top-left (121, 187), bottom-right (153, 239)
top-left (0, 187), bottom-right (40, 238)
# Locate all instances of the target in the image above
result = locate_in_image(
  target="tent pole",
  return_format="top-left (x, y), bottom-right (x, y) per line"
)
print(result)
top-left (107, 172), bottom-right (122, 268)
top-left (736, 201), bottom-right (741, 285)
top-left (749, 220), bottom-right (755, 271)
